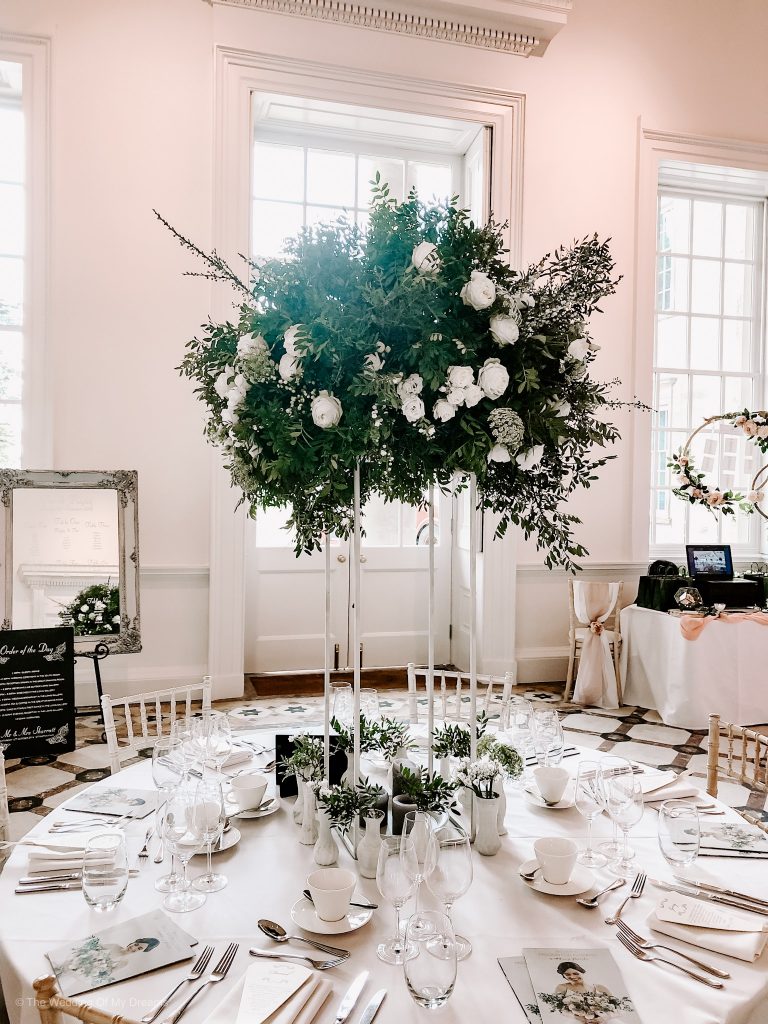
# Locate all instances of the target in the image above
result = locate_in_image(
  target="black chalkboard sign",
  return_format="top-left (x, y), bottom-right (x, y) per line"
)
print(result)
top-left (0, 626), bottom-right (76, 758)
top-left (275, 733), bottom-right (347, 797)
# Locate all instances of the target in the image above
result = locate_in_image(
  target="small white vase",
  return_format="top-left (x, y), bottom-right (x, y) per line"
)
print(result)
top-left (314, 806), bottom-right (339, 866)
top-left (494, 779), bottom-right (508, 836)
top-left (474, 794), bottom-right (501, 856)
top-left (293, 777), bottom-right (305, 826)
top-left (356, 809), bottom-right (384, 878)
top-left (458, 785), bottom-right (476, 841)
top-left (438, 756), bottom-right (453, 782)
top-left (299, 785), bottom-right (318, 846)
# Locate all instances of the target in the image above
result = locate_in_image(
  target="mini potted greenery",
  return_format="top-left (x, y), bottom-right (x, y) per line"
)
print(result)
top-left (478, 735), bottom-right (524, 837)
top-left (391, 765), bottom-right (459, 835)
top-left (431, 711), bottom-right (489, 777)
top-left (317, 779), bottom-right (384, 833)
top-left (368, 716), bottom-right (416, 798)
top-left (279, 733), bottom-right (325, 835)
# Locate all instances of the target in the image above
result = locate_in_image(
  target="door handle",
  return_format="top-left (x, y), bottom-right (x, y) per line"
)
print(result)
top-left (337, 554), bottom-right (347, 563)
top-left (360, 555), bottom-right (367, 563)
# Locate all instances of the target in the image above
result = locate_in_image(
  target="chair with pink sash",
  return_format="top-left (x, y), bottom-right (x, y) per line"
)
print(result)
top-left (564, 579), bottom-right (623, 708)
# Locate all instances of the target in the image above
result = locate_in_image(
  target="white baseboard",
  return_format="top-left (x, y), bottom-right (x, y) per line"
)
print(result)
top-left (515, 645), bottom-right (569, 685)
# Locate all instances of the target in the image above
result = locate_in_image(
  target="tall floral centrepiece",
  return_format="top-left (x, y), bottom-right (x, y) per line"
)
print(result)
top-left (167, 178), bottom-right (638, 570)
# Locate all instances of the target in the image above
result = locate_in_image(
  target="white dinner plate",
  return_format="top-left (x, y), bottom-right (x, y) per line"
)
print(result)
top-left (225, 791), bottom-right (280, 819)
top-left (192, 825), bottom-right (241, 855)
top-left (290, 896), bottom-right (373, 935)
top-left (519, 859), bottom-right (594, 896)
top-left (523, 787), bottom-right (574, 810)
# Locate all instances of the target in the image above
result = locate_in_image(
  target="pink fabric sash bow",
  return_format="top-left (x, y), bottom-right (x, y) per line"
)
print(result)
top-left (572, 581), bottom-right (620, 708)
top-left (680, 610), bottom-right (768, 640)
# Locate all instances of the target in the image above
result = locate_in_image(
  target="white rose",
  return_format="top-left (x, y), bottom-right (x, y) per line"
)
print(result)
top-left (567, 337), bottom-right (590, 361)
top-left (364, 352), bottom-right (384, 372)
top-left (112, 615), bottom-right (121, 624)
top-left (402, 396), bottom-right (425, 423)
top-left (520, 292), bottom-right (535, 307)
top-left (278, 353), bottom-right (301, 381)
top-left (446, 388), bottom-right (466, 407)
top-left (433, 400), bottom-right (456, 423)
top-left (311, 391), bottom-right (342, 429)
top-left (221, 406), bottom-right (239, 425)
top-left (284, 324), bottom-right (306, 358)
top-left (460, 270), bottom-right (496, 310)
top-left (743, 420), bottom-right (758, 437)
top-left (411, 241), bottom-right (440, 275)
top-left (551, 399), bottom-right (571, 417)
top-left (464, 384), bottom-right (483, 408)
top-left (447, 365), bottom-right (474, 389)
top-left (213, 367), bottom-right (233, 399)
top-left (489, 315), bottom-right (520, 347)
top-left (397, 374), bottom-right (423, 401)
top-left (80, 604), bottom-right (89, 613)
top-left (747, 490), bottom-right (765, 503)
top-left (237, 333), bottom-right (268, 359)
top-left (477, 358), bottom-right (510, 400)
top-left (515, 445), bottom-right (545, 472)
top-left (487, 444), bottom-right (511, 464)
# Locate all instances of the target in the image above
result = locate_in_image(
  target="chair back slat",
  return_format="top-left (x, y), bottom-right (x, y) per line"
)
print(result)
top-left (155, 698), bottom-right (163, 736)
top-left (139, 698), bottom-right (150, 740)
top-left (707, 713), bottom-right (768, 799)
top-left (405, 663), bottom-right (514, 725)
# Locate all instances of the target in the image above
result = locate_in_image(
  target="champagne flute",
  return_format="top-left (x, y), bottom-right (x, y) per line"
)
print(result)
top-left (403, 911), bottom-right (457, 1009)
top-left (376, 837), bottom-right (418, 965)
top-left (162, 788), bottom-right (206, 912)
top-left (603, 763), bottom-right (644, 878)
top-left (574, 761), bottom-right (608, 867)
top-left (658, 800), bottom-right (700, 872)
top-left (191, 779), bottom-right (227, 892)
top-left (425, 825), bottom-right (473, 959)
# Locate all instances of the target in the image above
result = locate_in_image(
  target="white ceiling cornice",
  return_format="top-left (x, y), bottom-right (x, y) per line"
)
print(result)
top-left (211, 0), bottom-right (573, 56)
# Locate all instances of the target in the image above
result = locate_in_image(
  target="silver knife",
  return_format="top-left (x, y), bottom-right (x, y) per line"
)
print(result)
top-left (358, 989), bottom-right (386, 1024)
top-left (333, 971), bottom-right (369, 1024)
top-left (680, 878), bottom-right (768, 907)
top-left (15, 882), bottom-right (82, 894)
top-left (652, 879), bottom-right (768, 916)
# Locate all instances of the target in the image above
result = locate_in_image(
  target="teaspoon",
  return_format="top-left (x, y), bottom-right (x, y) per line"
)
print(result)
top-left (257, 919), bottom-right (350, 958)
top-left (576, 878), bottom-right (625, 908)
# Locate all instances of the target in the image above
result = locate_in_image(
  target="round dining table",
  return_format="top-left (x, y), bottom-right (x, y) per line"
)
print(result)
top-left (1, 731), bottom-right (766, 1024)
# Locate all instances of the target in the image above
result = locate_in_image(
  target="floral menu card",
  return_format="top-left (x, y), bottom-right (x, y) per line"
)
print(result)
top-left (498, 957), bottom-right (541, 1022)
top-left (65, 786), bottom-right (156, 819)
top-left (522, 948), bottom-right (638, 1023)
top-left (696, 822), bottom-right (768, 853)
top-left (46, 911), bottom-right (195, 996)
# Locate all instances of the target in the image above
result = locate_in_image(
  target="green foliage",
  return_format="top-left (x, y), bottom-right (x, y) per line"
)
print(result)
top-left (279, 733), bottom-right (324, 782)
top-left (317, 780), bottom-right (385, 833)
top-left (58, 583), bottom-right (120, 636)
top-left (397, 765), bottom-right (459, 814)
top-left (431, 712), bottom-right (489, 760)
top-left (369, 716), bottom-right (413, 759)
top-left (330, 714), bottom-right (379, 754)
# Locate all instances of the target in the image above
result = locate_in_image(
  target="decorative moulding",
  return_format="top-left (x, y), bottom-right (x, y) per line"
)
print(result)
top-left (211, 0), bottom-right (572, 55)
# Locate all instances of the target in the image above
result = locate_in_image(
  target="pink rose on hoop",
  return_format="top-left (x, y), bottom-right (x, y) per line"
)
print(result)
top-left (589, 621), bottom-right (604, 636)
top-left (706, 490), bottom-right (725, 506)
top-left (743, 420), bottom-right (758, 437)
top-left (678, 455), bottom-right (689, 466)
top-left (734, 416), bottom-right (747, 426)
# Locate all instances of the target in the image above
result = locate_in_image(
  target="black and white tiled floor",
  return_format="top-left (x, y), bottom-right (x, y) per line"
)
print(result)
top-left (3, 686), bottom-right (767, 843)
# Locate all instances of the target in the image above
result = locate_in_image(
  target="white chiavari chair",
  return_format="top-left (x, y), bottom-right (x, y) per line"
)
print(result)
top-left (34, 975), bottom-right (140, 1024)
top-left (406, 663), bottom-right (514, 727)
top-left (707, 713), bottom-right (768, 834)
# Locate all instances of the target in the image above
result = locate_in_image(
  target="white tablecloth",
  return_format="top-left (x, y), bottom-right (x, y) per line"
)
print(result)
top-left (1, 735), bottom-right (767, 1024)
top-left (620, 604), bottom-right (768, 730)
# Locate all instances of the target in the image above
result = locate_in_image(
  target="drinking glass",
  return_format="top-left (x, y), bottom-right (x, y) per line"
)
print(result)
top-left (532, 713), bottom-right (564, 766)
top-left (82, 832), bottom-right (129, 912)
top-left (198, 711), bottom-right (233, 774)
top-left (403, 911), bottom-right (457, 1009)
top-left (171, 718), bottom-right (200, 777)
top-left (425, 825), bottom-right (473, 960)
top-left (596, 755), bottom-right (628, 858)
top-left (603, 763), bottom-right (644, 877)
top-left (331, 683), bottom-right (353, 725)
top-left (163, 788), bottom-right (206, 912)
top-left (400, 811), bottom-right (437, 918)
top-left (376, 837), bottom-right (418, 965)
top-left (506, 698), bottom-right (534, 756)
top-left (191, 779), bottom-right (227, 892)
top-left (658, 800), bottom-right (700, 871)
top-left (574, 761), bottom-right (608, 867)
top-left (360, 688), bottom-right (381, 721)
top-left (152, 737), bottom-right (185, 893)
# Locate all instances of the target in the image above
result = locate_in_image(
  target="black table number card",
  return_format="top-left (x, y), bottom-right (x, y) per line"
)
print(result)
top-left (0, 626), bottom-right (76, 757)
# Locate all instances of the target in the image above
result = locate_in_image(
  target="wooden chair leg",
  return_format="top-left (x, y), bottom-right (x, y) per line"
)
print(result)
top-left (613, 638), bottom-right (623, 704)
top-left (707, 713), bottom-right (721, 798)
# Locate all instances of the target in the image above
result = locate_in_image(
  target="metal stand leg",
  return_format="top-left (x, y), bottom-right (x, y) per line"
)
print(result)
top-left (74, 642), bottom-right (110, 724)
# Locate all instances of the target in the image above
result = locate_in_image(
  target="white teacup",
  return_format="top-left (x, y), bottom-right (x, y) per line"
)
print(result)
top-left (534, 765), bottom-right (570, 805)
top-left (307, 867), bottom-right (356, 922)
top-left (533, 837), bottom-right (578, 885)
top-left (229, 772), bottom-right (268, 811)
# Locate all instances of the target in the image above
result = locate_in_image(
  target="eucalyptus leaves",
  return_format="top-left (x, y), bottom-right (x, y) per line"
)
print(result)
top-left (168, 180), bottom-right (636, 569)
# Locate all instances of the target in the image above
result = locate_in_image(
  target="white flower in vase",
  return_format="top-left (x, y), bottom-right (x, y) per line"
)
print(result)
top-left (278, 353), bottom-right (301, 381)
top-left (446, 388), bottom-right (466, 407)
top-left (401, 395), bottom-right (426, 423)
top-left (567, 337), bottom-right (590, 361)
top-left (463, 384), bottom-right (483, 408)
top-left (397, 374), bottom-right (423, 400)
top-left (447, 365), bottom-right (474, 390)
top-left (489, 315), bottom-right (519, 347)
top-left (433, 400), bottom-right (456, 423)
top-left (460, 270), bottom-right (496, 310)
top-left (477, 358), bottom-right (510, 400)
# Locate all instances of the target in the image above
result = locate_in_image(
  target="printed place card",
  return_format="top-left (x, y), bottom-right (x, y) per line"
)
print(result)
top-left (235, 961), bottom-right (313, 1024)
top-left (656, 894), bottom-right (763, 932)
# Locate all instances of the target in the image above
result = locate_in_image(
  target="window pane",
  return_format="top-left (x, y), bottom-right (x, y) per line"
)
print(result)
top-left (724, 204), bottom-right (753, 260)
top-left (0, 257), bottom-right (23, 326)
top-left (723, 261), bottom-right (752, 317)
top-left (690, 374), bottom-right (720, 425)
top-left (656, 256), bottom-right (689, 312)
top-left (655, 373), bottom-right (689, 428)
top-left (0, 183), bottom-right (25, 256)
top-left (356, 210), bottom-right (370, 233)
top-left (690, 258), bottom-right (720, 314)
top-left (722, 319), bottom-right (751, 373)
top-left (658, 195), bottom-right (690, 254)
top-left (689, 501), bottom-right (718, 543)
top-left (0, 402), bottom-right (21, 468)
top-left (306, 150), bottom-right (355, 207)
top-left (305, 205), bottom-right (347, 229)
top-left (252, 200), bottom-right (304, 258)
top-left (651, 487), bottom-right (686, 546)
top-left (656, 314), bottom-right (687, 367)
top-left (723, 375), bottom-right (752, 413)
top-left (691, 199), bottom-right (722, 257)
top-left (0, 106), bottom-right (24, 183)
top-left (411, 162), bottom-right (452, 201)
top-left (358, 157), bottom-right (405, 205)
top-left (253, 143), bottom-right (304, 202)
top-left (0, 331), bottom-right (22, 401)
top-left (362, 494), bottom-right (401, 546)
top-left (689, 316), bottom-right (718, 371)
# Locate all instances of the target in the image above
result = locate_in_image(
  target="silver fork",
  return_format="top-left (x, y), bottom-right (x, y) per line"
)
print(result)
top-left (616, 920), bottom-right (730, 979)
top-left (141, 945), bottom-right (214, 1023)
top-left (249, 949), bottom-right (345, 970)
top-left (605, 871), bottom-right (646, 925)
top-left (161, 942), bottom-right (239, 1024)
top-left (616, 931), bottom-right (724, 988)
top-left (137, 826), bottom-right (153, 865)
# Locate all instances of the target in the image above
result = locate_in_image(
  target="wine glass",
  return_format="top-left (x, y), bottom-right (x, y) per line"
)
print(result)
top-left (403, 911), bottom-right (457, 1009)
top-left (162, 788), bottom-right (206, 912)
top-left (596, 755), bottom-right (628, 858)
top-left (376, 837), bottom-right (418, 965)
top-left (82, 832), bottom-right (129, 912)
top-left (331, 683), bottom-right (353, 725)
top-left (360, 688), bottom-right (380, 721)
top-left (171, 717), bottom-right (200, 777)
top-left (532, 712), bottom-right (564, 766)
top-left (603, 763), bottom-right (644, 877)
top-left (198, 711), bottom-right (233, 774)
top-left (191, 779), bottom-right (227, 892)
top-left (574, 761), bottom-right (608, 867)
top-left (506, 698), bottom-right (534, 756)
top-left (425, 825), bottom-right (473, 960)
top-left (400, 811), bottom-right (437, 918)
top-left (658, 800), bottom-right (700, 873)
top-left (152, 736), bottom-right (184, 894)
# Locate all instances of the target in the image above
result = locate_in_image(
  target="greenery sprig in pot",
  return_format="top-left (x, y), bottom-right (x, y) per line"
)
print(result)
top-left (431, 711), bottom-right (489, 763)
top-left (279, 733), bottom-right (325, 830)
top-left (317, 780), bottom-right (384, 835)
top-left (330, 714), bottom-right (380, 784)
top-left (391, 766), bottom-right (459, 835)
top-left (371, 717), bottom-right (414, 761)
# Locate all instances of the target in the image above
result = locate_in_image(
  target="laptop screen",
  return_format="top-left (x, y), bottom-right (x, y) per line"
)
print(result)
top-left (685, 544), bottom-right (734, 579)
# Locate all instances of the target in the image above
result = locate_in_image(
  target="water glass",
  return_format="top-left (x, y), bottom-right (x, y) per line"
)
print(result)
top-left (603, 763), bottom-right (644, 878)
top-left (403, 911), bottom-right (457, 1009)
top-left (506, 698), bottom-right (534, 756)
top-left (331, 683), bottom-right (354, 725)
top-left (82, 832), bottom-right (129, 912)
top-left (532, 713), bottom-right (564, 766)
top-left (191, 779), bottom-right (227, 892)
top-left (400, 812), bottom-right (437, 917)
top-left (171, 718), bottom-right (201, 776)
top-left (658, 800), bottom-right (700, 870)
top-left (425, 825), bottom-right (473, 959)
top-left (574, 761), bottom-right (608, 868)
top-left (195, 710), bottom-right (233, 774)
top-left (163, 788), bottom-right (206, 912)
top-left (376, 837), bottom-right (417, 965)
top-left (596, 755), bottom-right (629, 858)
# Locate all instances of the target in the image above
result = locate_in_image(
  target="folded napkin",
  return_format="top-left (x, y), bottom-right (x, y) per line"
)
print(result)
top-left (641, 777), bottom-right (701, 804)
top-left (24, 834), bottom-right (118, 873)
top-left (204, 964), bottom-right (331, 1024)
top-left (207, 748), bottom-right (252, 771)
top-left (648, 899), bottom-right (768, 962)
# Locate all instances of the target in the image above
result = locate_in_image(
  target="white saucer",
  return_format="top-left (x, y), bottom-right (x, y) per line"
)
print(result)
top-left (225, 792), bottom-right (280, 819)
top-left (524, 787), bottom-right (574, 810)
top-left (519, 859), bottom-right (594, 896)
top-left (192, 825), bottom-right (241, 855)
top-left (290, 896), bottom-right (373, 935)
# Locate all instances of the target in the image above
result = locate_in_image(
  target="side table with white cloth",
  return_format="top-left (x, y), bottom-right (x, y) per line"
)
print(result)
top-left (1, 731), bottom-right (767, 1024)
top-left (620, 604), bottom-right (768, 730)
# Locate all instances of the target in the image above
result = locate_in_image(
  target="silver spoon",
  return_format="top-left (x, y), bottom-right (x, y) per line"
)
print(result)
top-left (576, 878), bottom-right (625, 908)
top-left (520, 865), bottom-right (539, 881)
top-left (257, 919), bottom-right (350, 958)
top-left (302, 888), bottom-right (378, 910)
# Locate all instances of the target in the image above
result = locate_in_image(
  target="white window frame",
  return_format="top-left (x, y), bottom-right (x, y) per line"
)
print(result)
top-left (0, 33), bottom-right (51, 468)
